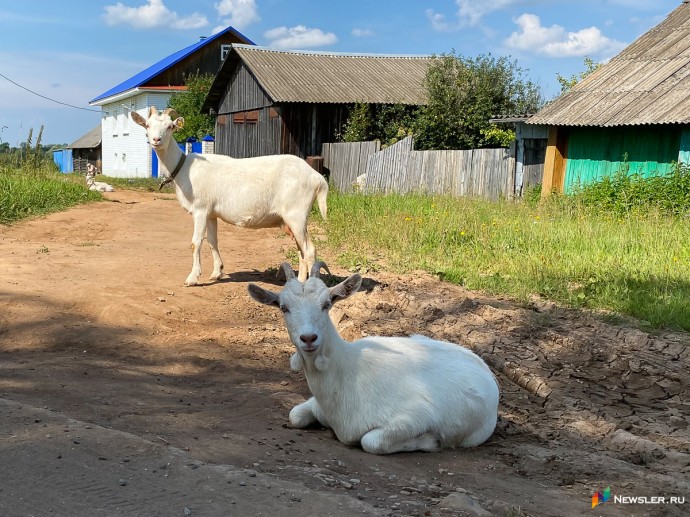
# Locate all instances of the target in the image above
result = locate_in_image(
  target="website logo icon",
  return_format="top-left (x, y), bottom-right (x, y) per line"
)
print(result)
top-left (592, 487), bottom-right (612, 508)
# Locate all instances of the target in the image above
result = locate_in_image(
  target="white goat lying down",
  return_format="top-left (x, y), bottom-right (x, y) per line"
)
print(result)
top-left (86, 171), bottom-right (115, 192)
top-left (131, 106), bottom-right (328, 285)
top-left (248, 262), bottom-right (500, 455)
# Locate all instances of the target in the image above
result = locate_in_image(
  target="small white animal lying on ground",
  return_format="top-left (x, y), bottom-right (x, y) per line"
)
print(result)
top-left (248, 262), bottom-right (500, 455)
top-left (86, 171), bottom-right (115, 192)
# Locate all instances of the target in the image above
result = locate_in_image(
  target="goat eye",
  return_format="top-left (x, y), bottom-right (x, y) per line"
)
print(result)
top-left (280, 305), bottom-right (289, 313)
top-left (322, 301), bottom-right (332, 311)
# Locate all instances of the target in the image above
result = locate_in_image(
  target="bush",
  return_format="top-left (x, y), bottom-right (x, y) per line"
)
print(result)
top-left (569, 162), bottom-right (690, 216)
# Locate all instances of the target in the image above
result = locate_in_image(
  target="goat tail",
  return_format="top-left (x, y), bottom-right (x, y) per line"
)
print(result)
top-left (316, 178), bottom-right (328, 222)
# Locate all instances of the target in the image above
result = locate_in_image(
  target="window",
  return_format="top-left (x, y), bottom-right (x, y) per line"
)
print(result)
top-left (221, 44), bottom-right (231, 61)
top-left (232, 110), bottom-right (260, 124)
top-left (245, 110), bottom-right (259, 124)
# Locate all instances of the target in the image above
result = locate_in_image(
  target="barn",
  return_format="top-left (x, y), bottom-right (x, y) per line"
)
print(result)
top-left (67, 125), bottom-right (102, 174)
top-left (530, 0), bottom-right (690, 196)
top-left (201, 45), bottom-right (430, 161)
top-left (89, 26), bottom-right (252, 178)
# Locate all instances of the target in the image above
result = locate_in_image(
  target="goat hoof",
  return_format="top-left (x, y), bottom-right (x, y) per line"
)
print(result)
top-left (184, 277), bottom-right (199, 286)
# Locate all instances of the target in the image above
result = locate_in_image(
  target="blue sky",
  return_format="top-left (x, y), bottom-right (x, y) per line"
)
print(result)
top-left (0, 0), bottom-right (680, 145)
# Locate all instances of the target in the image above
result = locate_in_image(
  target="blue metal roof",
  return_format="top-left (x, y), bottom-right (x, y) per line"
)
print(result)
top-left (90, 26), bottom-right (254, 104)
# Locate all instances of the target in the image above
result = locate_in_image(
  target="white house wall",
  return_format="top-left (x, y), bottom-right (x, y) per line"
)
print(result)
top-left (100, 92), bottom-right (173, 178)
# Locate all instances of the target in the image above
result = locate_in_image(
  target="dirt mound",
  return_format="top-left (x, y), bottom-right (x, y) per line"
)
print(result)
top-left (0, 190), bottom-right (688, 516)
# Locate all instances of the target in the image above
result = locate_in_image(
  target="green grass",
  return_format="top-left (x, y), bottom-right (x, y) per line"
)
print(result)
top-left (0, 166), bottom-right (102, 224)
top-left (320, 192), bottom-right (690, 331)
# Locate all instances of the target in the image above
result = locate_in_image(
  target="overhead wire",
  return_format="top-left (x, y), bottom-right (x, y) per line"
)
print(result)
top-left (0, 72), bottom-right (101, 112)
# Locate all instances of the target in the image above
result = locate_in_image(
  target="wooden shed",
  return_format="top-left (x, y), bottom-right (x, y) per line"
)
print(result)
top-left (529, 0), bottom-right (690, 196)
top-left (202, 45), bottom-right (430, 160)
top-left (67, 125), bottom-right (102, 173)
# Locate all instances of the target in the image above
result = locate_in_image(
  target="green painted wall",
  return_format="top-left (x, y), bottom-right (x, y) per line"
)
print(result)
top-left (678, 127), bottom-right (690, 165)
top-left (564, 125), bottom-right (681, 192)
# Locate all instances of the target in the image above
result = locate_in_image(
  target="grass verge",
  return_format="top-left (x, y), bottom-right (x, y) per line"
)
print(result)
top-left (319, 192), bottom-right (690, 331)
top-left (0, 167), bottom-right (102, 225)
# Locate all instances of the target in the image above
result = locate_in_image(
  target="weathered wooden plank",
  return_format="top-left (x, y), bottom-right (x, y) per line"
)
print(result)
top-left (329, 137), bottom-right (519, 199)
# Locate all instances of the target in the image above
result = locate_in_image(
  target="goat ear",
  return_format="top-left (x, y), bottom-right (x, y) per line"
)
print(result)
top-left (131, 111), bottom-right (146, 127)
top-left (174, 117), bottom-right (185, 130)
top-left (329, 274), bottom-right (362, 303)
top-left (247, 283), bottom-right (280, 307)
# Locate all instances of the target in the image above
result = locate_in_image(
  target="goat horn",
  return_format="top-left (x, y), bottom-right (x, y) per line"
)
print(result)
top-left (310, 261), bottom-right (331, 279)
top-left (163, 107), bottom-right (178, 118)
top-left (279, 262), bottom-right (296, 281)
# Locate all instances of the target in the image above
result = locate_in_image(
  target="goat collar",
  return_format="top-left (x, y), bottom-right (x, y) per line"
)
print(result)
top-left (158, 152), bottom-right (186, 191)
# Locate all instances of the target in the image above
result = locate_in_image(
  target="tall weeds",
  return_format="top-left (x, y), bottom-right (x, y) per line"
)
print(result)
top-left (0, 127), bottom-right (101, 224)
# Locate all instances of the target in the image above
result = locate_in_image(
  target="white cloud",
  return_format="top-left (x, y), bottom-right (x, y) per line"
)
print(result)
top-left (103, 0), bottom-right (208, 30)
top-left (504, 13), bottom-right (627, 58)
top-left (427, 0), bottom-right (530, 30)
top-left (351, 28), bottom-right (374, 37)
top-left (264, 25), bottom-right (337, 49)
top-left (215, 0), bottom-right (259, 29)
top-left (456, 0), bottom-right (525, 27)
top-left (425, 9), bottom-right (452, 32)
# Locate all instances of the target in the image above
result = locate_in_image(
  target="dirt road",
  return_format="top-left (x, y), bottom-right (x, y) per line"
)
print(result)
top-left (0, 190), bottom-right (688, 516)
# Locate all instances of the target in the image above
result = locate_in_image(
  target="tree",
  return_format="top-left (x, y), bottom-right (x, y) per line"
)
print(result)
top-left (167, 72), bottom-right (215, 143)
top-left (414, 51), bottom-right (543, 150)
top-left (556, 56), bottom-right (601, 93)
top-left (340, 103), bottom-right (419, 147)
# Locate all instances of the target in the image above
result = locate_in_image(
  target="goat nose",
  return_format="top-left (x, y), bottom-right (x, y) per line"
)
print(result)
top-left (300, 334), bottom-right (318, 346)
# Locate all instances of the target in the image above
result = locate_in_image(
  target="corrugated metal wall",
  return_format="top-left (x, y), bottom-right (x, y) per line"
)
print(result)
top-left (52, 149), bottom-right (73, 173)
top-left (564, 125), bottom-right (681, 192)
top-left (677, 127), bottom-right (690, 164)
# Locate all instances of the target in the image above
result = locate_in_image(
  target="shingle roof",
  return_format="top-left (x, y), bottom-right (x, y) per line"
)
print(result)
top-left (205, 45), bottom-right (430, 109)
top-left (529, 1), bottom-right (690, 127)
top-left (67, 125), bottom-right (101, 149)
top-left (89, 26), bottom-right (253, 104)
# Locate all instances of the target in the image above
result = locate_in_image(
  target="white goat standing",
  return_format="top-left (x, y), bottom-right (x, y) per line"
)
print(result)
top-left (131, 106), bottom-right (328, 285)
top-left (248, 262), bottom-right (500, 455)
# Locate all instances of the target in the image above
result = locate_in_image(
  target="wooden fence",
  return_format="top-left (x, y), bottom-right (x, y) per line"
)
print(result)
top-left (322, 140), bottom-right (381, 192)
top-left (324, 136), bottom-right (517, 199)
